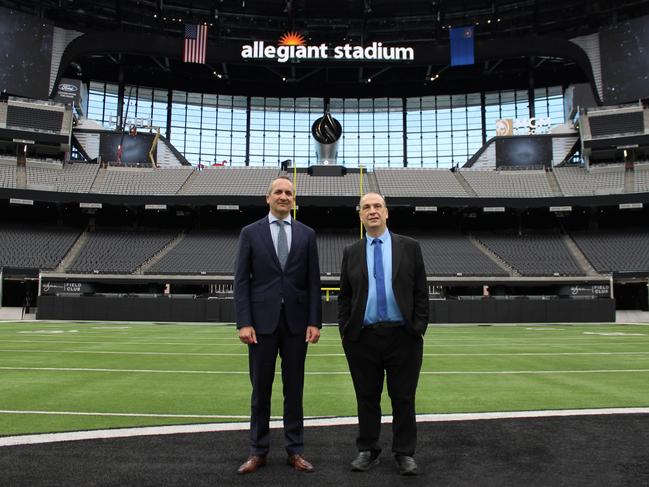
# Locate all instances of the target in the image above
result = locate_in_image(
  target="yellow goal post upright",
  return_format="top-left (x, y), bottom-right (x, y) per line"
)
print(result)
top-left (359, 163), bottom-right (364, 239)
top-left (293, 160), bottom-right (298, 220)
top-left (147, 126), bottom-right (160, 168)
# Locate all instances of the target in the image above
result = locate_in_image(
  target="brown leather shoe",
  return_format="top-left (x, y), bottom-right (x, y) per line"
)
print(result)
top-left (287, 453), bottom-right (315, 473)
top-left (237, 455), bottom-right (266, 475)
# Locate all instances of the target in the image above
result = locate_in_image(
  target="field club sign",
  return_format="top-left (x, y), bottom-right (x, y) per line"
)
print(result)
top-left (241, 32), bottom-right (414, 63)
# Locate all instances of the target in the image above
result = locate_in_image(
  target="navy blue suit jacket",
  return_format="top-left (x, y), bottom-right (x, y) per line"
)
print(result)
top-left (234, 216), bottom-right (322, 334)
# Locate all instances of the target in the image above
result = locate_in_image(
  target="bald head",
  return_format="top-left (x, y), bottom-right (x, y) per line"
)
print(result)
top-left (359, 192), bottom-right (386, 208)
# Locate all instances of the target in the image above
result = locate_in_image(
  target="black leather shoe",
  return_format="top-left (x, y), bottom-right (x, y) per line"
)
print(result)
top-left (395, 455), bottom-right (419, 476)
top-left (351, 450), bottom-right (380, 471)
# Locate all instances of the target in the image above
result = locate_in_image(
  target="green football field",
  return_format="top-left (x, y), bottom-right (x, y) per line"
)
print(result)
top-left (0, 321), bottom-right (648, 437)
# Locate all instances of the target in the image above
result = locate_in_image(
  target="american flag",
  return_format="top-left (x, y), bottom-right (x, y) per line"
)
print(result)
top-left (183, 24), bottom-right (208, 64)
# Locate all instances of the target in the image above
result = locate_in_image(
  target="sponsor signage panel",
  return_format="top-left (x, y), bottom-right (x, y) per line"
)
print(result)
top-left (558, 284), bottom-right (610, 297)
top-left (80, 202), bottom-right (102, 209)
top-left (54, 78), bottom-right (81, 104)
top-left (41, 281), bottom-right (94, 295)
top-left (9, 198), bottom-right (33, 205)
top-left (619, 203), bottom-right (643, 209)
top-left (496, 117), bottom-right (552, 136)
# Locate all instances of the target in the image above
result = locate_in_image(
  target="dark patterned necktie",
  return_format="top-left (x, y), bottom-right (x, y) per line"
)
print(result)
top-left (277, 220), bottom-right (288, 269)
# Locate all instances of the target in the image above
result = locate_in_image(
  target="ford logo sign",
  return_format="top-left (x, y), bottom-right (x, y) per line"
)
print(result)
top-left (59, 83), bottom-right (78, 93)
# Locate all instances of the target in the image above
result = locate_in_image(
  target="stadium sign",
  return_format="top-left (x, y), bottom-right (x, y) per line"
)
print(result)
top-left (241, 32), bottom-right (414, 63)
top-left (108, 115), bottom-right (152, 128)
top-left (558, 284), bottom-right (610, 297)
top-left (54, 78), bottom-right (82, 104)
top-left (41, 281), bottom-right (93, 295)
top-left (9, 198), bottom-right (33, 206)
top-left (496, 117), bottom-right (552, 136)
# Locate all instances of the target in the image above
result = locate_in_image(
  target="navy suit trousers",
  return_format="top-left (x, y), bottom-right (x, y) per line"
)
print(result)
top-left (248, 308), bottom-right (308, 456)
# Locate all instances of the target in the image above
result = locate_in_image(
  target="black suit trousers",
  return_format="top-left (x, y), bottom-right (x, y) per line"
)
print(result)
top-left (248, 308), bottom-right (308, 456)
top-left (343, 327), bottom-right (423, 456)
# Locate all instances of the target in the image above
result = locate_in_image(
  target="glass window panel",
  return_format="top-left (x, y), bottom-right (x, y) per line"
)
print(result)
top-left (85, 83), bottom-right (566, 169)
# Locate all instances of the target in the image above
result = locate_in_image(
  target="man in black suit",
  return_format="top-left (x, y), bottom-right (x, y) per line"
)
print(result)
top-left (338, 192), bottom-right (428, 476)
top-left (234, 176), bottom-right (322, 475)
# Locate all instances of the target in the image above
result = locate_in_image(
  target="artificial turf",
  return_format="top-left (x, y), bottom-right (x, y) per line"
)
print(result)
top-left (0, 321), bottom-right (648, 436)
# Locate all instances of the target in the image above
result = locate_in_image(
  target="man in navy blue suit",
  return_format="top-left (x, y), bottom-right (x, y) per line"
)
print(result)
top-left (234, 175), bottom-right (322, 475)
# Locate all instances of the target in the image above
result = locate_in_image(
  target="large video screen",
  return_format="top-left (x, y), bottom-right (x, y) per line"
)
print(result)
top-left (99, 133), bottom-right (156, 165)
top-left (495, 136), bottom-right (553, 168)
top-left (600, 15), bottom-right (649, 104)
top-left (0, 7), bottom-right (53, 99)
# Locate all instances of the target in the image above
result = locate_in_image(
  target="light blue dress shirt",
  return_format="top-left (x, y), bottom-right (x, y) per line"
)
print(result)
top-left (363, 229), bottom-right (404, 325)
top-left (268, 213), bottom-right (292, 256)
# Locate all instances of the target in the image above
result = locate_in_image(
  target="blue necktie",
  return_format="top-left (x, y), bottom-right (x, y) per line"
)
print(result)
top-left (372, 239), bottom-right (388, 320)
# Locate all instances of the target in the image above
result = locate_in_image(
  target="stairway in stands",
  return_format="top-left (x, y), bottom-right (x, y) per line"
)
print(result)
top-left (624, 167), bottom-right (635, 193)
top-left (15, 160), bottom-right (26, 189)
top-left (136, 231), bottom-right (186, 274)
top-left (55, 227), bottom-right (90, 273)
top-left (177, 170), bottom-right (199, 194)
top-left (90, 167), bottom-right (107, 193)
top-left (546, 169), bottom-right (563, 195)
top-left (454, 171), bottom-right (478, 196)
top-left (561, 233), bottom-right (600, 276)
top-left (468, 235), bottom-right (521, 277)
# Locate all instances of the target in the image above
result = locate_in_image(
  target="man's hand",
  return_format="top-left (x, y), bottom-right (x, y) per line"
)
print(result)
top-left (239, 326), bottom-right (257, 345)
top-left (305, 326), bottom-right (320, 344)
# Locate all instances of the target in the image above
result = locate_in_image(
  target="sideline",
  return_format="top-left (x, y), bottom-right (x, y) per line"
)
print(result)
top-left (2, 407), bottom-right (649, 447)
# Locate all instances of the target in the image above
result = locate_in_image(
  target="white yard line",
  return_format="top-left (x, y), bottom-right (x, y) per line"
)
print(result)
top-left (0, 410), bottom-right (259, 419)
top-left (1, 407), bottom-right (648, 448)
top-left (2, 349), bottom-right (649, 357)
top-left (1, 366), bottom-right (649, 375)
top-left (1, 339), bottom-right (649, 348)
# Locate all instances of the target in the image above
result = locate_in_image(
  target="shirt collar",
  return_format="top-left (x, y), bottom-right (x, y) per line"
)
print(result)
top-left (366, 228), bottom-right (389, 243)
top-left (268, 212), bottom-right (292, 225)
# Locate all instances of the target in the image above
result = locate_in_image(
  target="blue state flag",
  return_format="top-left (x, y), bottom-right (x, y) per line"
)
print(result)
top-left (450, 26), bottom-right (475, 66)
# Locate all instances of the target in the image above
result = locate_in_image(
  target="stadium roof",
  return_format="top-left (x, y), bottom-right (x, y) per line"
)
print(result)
top-left (4, 0), bottom-right (649, 98)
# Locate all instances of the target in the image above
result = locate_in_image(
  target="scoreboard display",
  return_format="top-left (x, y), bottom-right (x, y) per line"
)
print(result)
top-left (99, 132), bottom-right (157, 165)
top-left (495, 136), bottom-right (553, 168)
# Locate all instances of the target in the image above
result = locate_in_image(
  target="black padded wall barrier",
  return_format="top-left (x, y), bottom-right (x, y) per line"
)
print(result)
top-left (37, 296), bottom-right (616, 324)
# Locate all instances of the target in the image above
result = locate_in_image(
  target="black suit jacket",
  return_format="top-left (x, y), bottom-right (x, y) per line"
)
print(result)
top-left (234, 216), bottom-right (322, 335)
top-left (338, 232), bottom-right (428, 341)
